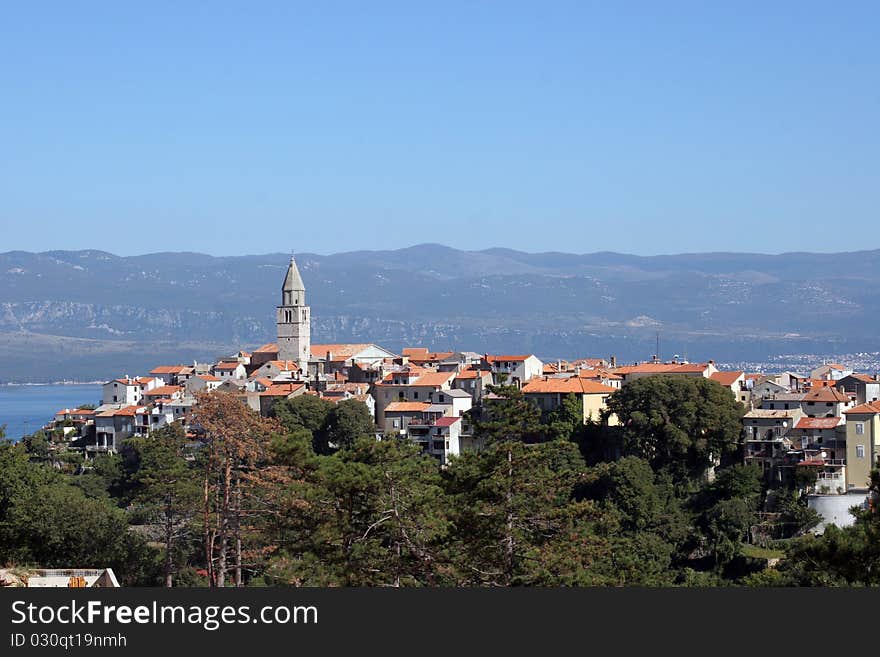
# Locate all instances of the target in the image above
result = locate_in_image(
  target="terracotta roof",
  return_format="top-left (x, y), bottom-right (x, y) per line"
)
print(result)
top-left (845, 401), bottom-right (880, 415)
top-left (455, 369), bottom-right (491, 380)
top-left (197, 374), bottom-right (220, 382)
top-left (486, 355), bottom-right (534, 363)
top-left (409, 351), bottom-right (455, 362)
top-left (265, 360), bottom-right (301, 371)
top-left (794, 417), bottom-right (843, 430)
top-left (710, 371), bottom-right (744, 387)
top-left (612, 363), bottom-right (710, 375)
top-left (144, 385), bottom-right (183, 397)
top-left (522, 377), bottom-right (617, 395)
top-left (259, 383), bottom-right (305, 397)
top-left (578, 369), bottom-right (622, 380)
top-left (150, 366), bottom-right (187, 374)
top-left (56, 408), bottom-right (95, 416)
top-left (385, 402), bottom-right (431, 412)
top-left (402, 347), bottom-right (429, 357)
top-left (414, 371), bottom-right (456, 387)
top-left (311, 343), bottom-right (374, 360)
top-left (433, 416), bottom-right (462, 427)
top-left (253, 343), bottom-right (279, 353)
top-left (802, 388), bottom-right (851, 403)
top-left (214, 361), bottom-right (243, 370)
top-left (843, 373), bottom-right (876, 383)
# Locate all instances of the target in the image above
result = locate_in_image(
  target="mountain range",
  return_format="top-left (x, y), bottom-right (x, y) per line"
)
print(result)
top-left (2, 244), bottom-right (878, 382)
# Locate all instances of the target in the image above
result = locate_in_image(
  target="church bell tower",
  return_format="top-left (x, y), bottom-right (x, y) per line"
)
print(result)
top-left (277, 255), bottom-right (311, 366)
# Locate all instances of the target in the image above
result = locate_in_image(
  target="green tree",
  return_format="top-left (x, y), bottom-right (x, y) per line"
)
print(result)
top-left (128, 425), bottom-right (201, 587)
top-left (0, 444), bottom-right (160, 585)
top-left (444, 440), bottom-right (613, 586)
top-left (472, 383), bottom-right (543, 445)
top-left (606, 376), bottom-right (744, 483)
top-left (544, 393), bottom-right (585, 442)
top-left (272, 395), bottom-right (334, 454)
top-left (322, 399), bottom-right (375, 450)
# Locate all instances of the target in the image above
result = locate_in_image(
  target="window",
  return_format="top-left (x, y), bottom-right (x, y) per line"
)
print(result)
top-left (392, 419), bottom-right (399, 429)
top-left (856, 423), bottom-right (865, 435)
top-left (413, 392), bottom-right (419, 399)
top-left (856, 445), bottom-right (865, 459)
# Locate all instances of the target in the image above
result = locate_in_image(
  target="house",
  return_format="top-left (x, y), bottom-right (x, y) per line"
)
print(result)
top-left (429, 388), bottom-right (473, 418)
top-left (710, 371), bottom-right (748, 404)
top-left (0, 568), bottom-right (120, 588)
top-left (249, 343), bottom-right (281, 371)
top-left (213, 361), bottom-right (247, 380)
top-left (93, 405), bottom-right (141, 452)
top-left (382, 401), bottom-right (432, 435)
top-left (791, 416), bottom-right (847, 494)
top-left (149, 365), bottom-right (189, 386)
top-left (310, 343), bottom-right (399, 377)
top-left (54, 408), bottom-right (96, 423)
top-left (250, 359), bottom-right (301, 382)
top-left (810, 362), bottom-right (852, 381)
top-left (101, 378), bottom-right (143, 406)
top-left (610, 361), bottom-right (718, 386)
top-left (482, 354), bottom-right (544, 387)
top-left (836, 374), bottom-right (880, 405)
top-left (407, 415), bottom-right (463, 466)
top-left (373, 369), bottom-right (456, 428)
top-left (760, 393), bottom-right (806, 412)
top-left (577, 368), bottom-right (623, 390)
top-left (749, 376), bottom-right (790, 399)
top-left (843, 402), bottom-right (880, 491)
top-left (142, 385), bottom-right (185, 404)
top-left (800, 387), bottom-right (853, 418)
top-left (452, 368), bottom-right (494, 402)
top-left (742, 408), bottom-right (803, 485)
top-left (258, 382), bottom-right (307, 416)
top-left (184, 374), bottom-right (222, 395)
top-left (521, 376), bottom-right (618, 424)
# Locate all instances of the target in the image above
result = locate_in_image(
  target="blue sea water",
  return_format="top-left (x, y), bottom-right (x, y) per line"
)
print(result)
top-left (0, 384), bottom-right (103, 441)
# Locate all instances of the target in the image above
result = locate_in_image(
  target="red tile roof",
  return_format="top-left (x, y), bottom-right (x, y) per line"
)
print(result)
top-left (710, 371), bottom-right (744, 387)
top-left (486, 355), bottom-right (534, 363)
top-left (311, 343), bottom-right (374, 360)
top-left (845, 401), bottom-right (880, 415)
top-left (433, 416), bottom-right (462, 427)
top-left (522, 377), bottom-right (617, 395)
top-left (259, 383), bottom-right (305, 397)
top-left (802, 388), bottom-right (851, 403)
top-left (611, 362), bottom-right (710, 375)
top-left (253, 343), bottom-right (279, 353)
top-left (144, 385), bottom-right (183, 397)
top-left (197, 374), bottom-right (220, 382)
top-left (214, 361), bottom-right (243, 370)
top-left (150, 366), bottom-right (187, 375)
top-left (794, 417), bottom-right (842, 430)
top-left (385, 402), bottom-right (431, 412)
top-left (455, 369), bottom-right (491, 380)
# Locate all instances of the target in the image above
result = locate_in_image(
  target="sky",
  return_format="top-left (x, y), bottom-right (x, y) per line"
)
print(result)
top-left (1, 1), bottom-right (878, 257)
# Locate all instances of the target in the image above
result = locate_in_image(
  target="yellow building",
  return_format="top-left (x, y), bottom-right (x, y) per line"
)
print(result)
top-left (843, 401), bottom-right (880, 491)
top-left (521, 376), bottom-right (618, 425)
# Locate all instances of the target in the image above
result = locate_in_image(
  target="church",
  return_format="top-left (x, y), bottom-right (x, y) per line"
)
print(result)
top-left (254, 255), bottom-right (397, 378)
top-left (276, 255), bottom-right (311, 365)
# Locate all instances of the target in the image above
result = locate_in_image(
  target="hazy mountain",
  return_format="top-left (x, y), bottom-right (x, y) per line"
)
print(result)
top-left (2, 244), bottom-right (879, 382)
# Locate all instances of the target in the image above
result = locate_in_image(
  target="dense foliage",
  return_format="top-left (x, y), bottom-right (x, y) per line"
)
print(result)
top-left (2, 379), bottom-right (873, 586)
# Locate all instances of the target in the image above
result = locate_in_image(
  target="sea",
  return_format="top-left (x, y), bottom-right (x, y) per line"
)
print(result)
top-left (0, 384), bottom-right (103, 442)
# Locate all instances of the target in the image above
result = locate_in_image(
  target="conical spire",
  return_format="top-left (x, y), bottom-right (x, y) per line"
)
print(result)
top-left (281, 255), bottom-right (305, 305)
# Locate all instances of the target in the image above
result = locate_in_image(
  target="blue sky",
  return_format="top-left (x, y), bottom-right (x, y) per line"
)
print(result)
top-left (1, 1), bottom-right (877, 256)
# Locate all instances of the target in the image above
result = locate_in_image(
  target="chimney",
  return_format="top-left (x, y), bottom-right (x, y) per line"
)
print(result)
top-left (326, 350), bottom-right (333, 362)
top-left (610, 355), bottom-right (617, 368)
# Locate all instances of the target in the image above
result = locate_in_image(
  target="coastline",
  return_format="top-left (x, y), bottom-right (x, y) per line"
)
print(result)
top-left (0, 381), bottom-right (105, 387)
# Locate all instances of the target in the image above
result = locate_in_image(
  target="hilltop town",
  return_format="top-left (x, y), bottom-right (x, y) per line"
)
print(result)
top-left (35, 256), bottom-right (879, 500)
